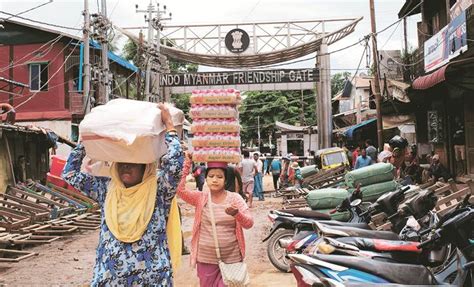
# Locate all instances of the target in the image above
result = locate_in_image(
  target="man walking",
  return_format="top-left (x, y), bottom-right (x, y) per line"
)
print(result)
top-left (240, 150), bottom-right (257, 207)
top-left (355, 148), bottom-right (372, 169)
top-left (269, 155), bottom-right (282, 192)
top-left (365, 139), bottom-right (377, 164)
top-left (253, 153), bottom-right (264, 201)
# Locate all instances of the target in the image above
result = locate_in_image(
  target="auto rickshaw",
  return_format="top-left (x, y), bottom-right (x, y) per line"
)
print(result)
top-left (314, 147), bottom-right (350, 170)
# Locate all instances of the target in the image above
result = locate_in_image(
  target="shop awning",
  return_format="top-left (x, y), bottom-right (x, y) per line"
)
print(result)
top-left (412, 65), bottom-right (448, 90)
top-left (344, 118), bottom-right (377, 138)
top-left (382, 114), bottom-right (415, 129)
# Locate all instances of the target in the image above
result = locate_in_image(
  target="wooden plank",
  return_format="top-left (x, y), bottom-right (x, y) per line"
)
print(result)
top-left (377, 222), bottom-right (392, 231)
top-left (33, 183), bottom-right (87, 209)
top-left (8, 186), bottom-right (69, 208)
top-left (0, 196), bottom-right (50, 212)
top-left (0, 249), bottom-right (38, 262)
top-left (435, 187), bottom-right (469, 208)
top-left (47, 183), bottom-right (97, 207)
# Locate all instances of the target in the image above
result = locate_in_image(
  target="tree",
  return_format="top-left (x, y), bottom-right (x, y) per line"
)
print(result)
top-left (122, 39), bottom-right (138, 64)
top-left (120, 38), bottom-right (197, 109)
top-left (121, 38), bottom-right (198, 73)
top-left (331, 71), bottom-right (351, 96)
top-left (239, 90), bottom-right (316, 147)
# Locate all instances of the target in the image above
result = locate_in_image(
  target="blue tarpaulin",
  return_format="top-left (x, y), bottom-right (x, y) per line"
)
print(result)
top-left (89, 40), bottom-right (138, 73)
top-left (78, 41), bottom-right (139, 91)
top-left (344, 118), bottom-right (377, 138)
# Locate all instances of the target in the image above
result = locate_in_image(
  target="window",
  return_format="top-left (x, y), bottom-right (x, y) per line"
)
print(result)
top-left (323, 152), bottom-right (345, 166)
top-left (29, 63), bottom-right (48, 91)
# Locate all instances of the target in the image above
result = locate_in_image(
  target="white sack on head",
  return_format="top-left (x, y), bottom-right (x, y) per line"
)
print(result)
top-left (79, 99), bottom-right (184, 164)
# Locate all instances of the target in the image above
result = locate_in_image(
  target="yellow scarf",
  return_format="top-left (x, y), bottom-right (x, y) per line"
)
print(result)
top-left (105, 162), bottom-right (182, 271)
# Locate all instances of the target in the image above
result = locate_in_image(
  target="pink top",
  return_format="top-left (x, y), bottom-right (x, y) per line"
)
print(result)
top-left (197, 194), bottom-right (242, 264)
top-left (177, 158), bottom-right (254, 266)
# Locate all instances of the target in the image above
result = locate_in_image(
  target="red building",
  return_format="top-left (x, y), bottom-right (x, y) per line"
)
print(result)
top-left (0, 19), bottom-right (138, 155)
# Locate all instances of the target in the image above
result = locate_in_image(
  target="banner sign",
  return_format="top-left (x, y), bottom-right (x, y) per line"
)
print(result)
top-left (160, 68), bottom-right (319, 87)
top-left (427, 110), bottom-right (444, 143)
top-left (424, 10), bottom-right (468, 72)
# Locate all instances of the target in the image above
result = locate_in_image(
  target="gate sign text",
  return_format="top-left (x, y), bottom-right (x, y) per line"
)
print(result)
top-left (160, 69), bottom-right (319, 87)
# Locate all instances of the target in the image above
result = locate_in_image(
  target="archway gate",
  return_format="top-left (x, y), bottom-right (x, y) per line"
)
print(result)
top-left (118, 17), bottom-right (363, 148)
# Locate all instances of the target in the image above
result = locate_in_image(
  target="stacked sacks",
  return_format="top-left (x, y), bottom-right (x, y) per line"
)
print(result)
top-left (190, 89), bottom-right (242, 163)
top-left (300, 165), bottom-right (319, 178)
top-left (345, 163), bottom-right (398, 202)
top-left (304, 163), bottom-right (398, 221)
top-left (305, 188), bottom-right (351, 221)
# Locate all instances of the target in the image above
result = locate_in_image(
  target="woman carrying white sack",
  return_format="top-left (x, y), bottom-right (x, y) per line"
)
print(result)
top-left (62, 103), bottom-right (184, 286)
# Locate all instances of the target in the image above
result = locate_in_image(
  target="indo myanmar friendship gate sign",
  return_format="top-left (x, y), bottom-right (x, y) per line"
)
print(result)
top-left (159, 68), bottom-right (319, 92)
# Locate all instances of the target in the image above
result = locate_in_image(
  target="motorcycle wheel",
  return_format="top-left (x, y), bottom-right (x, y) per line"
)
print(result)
top-left (267, 229), bottom-right (294, 272)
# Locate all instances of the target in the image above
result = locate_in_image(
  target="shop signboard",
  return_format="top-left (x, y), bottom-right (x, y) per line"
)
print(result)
top-left (428, 110), bottom-right (444, 143)
top-left (424, 10), bottom-right (468, 73)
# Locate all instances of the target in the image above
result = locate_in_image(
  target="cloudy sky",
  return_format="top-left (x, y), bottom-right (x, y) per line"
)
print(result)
top-left (1, 0), bottom-right (421, 74)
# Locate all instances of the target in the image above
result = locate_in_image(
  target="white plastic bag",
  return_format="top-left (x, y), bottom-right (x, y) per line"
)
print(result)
top-left (79, 99), bottom-right (184, 164)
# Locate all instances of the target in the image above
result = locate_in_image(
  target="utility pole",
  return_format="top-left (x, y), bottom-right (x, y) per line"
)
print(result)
top-left (403, 18), bottom-right (408, 57)
top-left (369, 0), bottom-right (384, 151)
top-left (257, 115), bottom-right (261, 153)
top-left (136, 1), bottom-right (172, 102)
top-left (137, 30), bottom-right (144, 100)
top-left (151, 4), bottom-right (171, 102)
top-left (100, 0), bottom-right (110, 103)
top-left (91, 0), bottom-right (111, 105)
top-left (316, 26), bottom-right (332, 149)
top-left (83, 0), bottom-right (91, 113)
top-left (136, 1), bottom-right (155, 102)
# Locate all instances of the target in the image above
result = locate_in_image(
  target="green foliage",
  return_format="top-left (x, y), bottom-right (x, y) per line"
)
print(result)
top-left (239, 90), bottom-right (316, 145)
top-left (331, 72), bottom-right (351, 96)
top-left (108, 34), bottom-right (121, 53)
top-left (122, 39), bottom-right (138, 64)
top-left (171, 93), bottom-right (191, 116)
top-left (120, 38), bottom-right (198, 108)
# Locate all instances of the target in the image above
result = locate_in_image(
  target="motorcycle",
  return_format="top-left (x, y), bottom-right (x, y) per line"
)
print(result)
top-left (263, 188), bottom-right (368, 272)
top-left (288, 196), bottom-right (473, 286)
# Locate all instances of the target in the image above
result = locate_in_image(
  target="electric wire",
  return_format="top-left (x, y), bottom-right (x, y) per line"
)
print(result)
top-left (0, 10), bottom-right (81, 31)
top-left (3, 0), bottom-right (53, 20)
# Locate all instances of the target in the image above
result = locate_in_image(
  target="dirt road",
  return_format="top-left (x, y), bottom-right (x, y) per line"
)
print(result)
top-left (0, 174), bottom-right (295, 286)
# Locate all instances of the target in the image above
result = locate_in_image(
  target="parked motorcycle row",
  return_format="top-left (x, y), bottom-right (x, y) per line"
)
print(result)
top-left (264, 185), bottom-right (474, 286)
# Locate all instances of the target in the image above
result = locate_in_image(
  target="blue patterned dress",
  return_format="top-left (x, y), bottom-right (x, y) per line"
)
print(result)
top-left (62, 133), bottom-right (183, 286)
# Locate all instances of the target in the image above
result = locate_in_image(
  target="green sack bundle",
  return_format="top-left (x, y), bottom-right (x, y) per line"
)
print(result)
top-left (349, 180), bottom-right (399, 202)
top-left (305, 188), bottom-right (349, 210)
top-left (313, 208), bottom-right (351, 222)
top-left (301, 165), bottom-right (319, 178)
top-left (345, 163), bottom-right (394, 188)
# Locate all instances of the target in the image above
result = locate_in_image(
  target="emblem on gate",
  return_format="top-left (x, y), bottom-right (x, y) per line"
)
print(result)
top-left (225, 28), bottom-right (250, 53)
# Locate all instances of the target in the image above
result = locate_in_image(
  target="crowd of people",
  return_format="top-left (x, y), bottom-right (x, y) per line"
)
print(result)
top-left (60, 102), bottom-right (456, 286)
top-left (344, 137), bottom-right (452, 184)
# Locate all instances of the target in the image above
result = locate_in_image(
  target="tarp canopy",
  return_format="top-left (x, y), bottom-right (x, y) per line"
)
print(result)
top-left (90, 41), bottom-right (138, 73)
top-left (344, 118), bottom-right (376, 138)
top-left (382, 114), bottom-right (415, 129)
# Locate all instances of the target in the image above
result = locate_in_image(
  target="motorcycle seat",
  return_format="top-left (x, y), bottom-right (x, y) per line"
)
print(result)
top-left (320, 221), bottom-right (371, 230)
top-left (278, 209), bottom-right (331, 220)
top-left (309, 254), bottom-right (436, 285)
top-left (336, 237), bottom-right (421, 253)
top-left (316, 223), bottom-right (399, 240)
